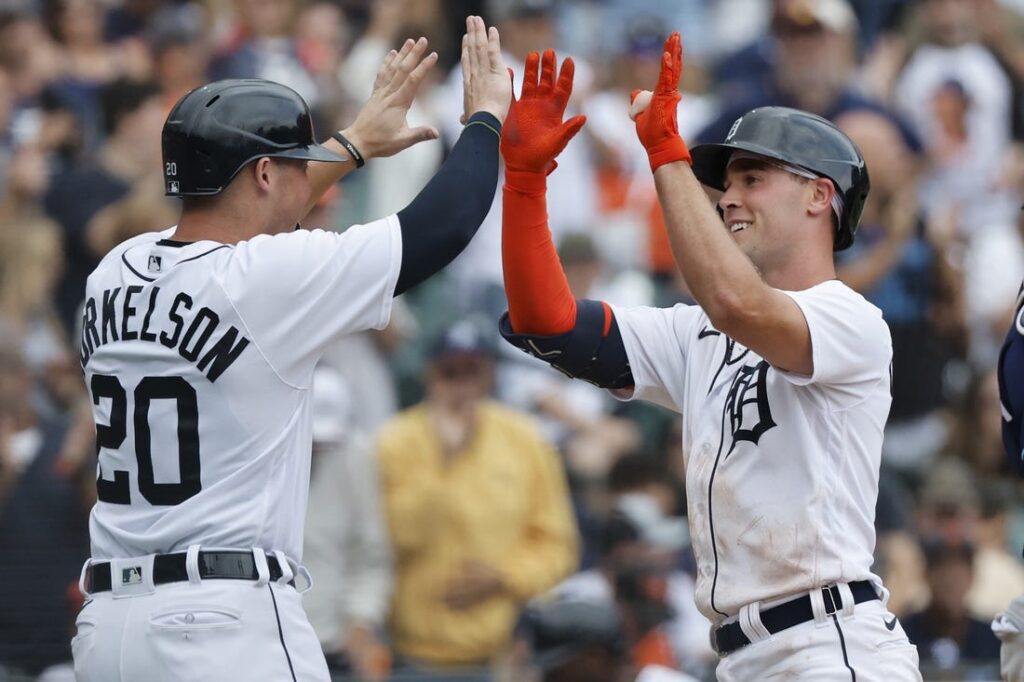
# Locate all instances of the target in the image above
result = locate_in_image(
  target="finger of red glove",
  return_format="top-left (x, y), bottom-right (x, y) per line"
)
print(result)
top-left (538, 48), bottom-right (556, 97)
top-left (554, 57), bottom-right (575, 111)
top-left (559, 115), bottom-right (586, 147)
top-left (655, 32), bottom-right (682, 97)
top-left (522, 51), bottom-right (540, 98)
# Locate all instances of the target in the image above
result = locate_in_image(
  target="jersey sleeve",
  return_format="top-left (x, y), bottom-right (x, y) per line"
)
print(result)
top-left (778, 281), bottom-right (892, 397)
top-left (219, 216), bottom-right (402, 386)
top-left (607, 303), bottom-right (703, 413)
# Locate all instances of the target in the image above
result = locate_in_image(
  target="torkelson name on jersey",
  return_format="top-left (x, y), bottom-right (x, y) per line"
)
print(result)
top-left (79, 286), bottom-right (250, 382)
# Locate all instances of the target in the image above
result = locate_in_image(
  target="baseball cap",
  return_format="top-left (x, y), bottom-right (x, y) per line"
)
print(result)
top-left (772, 0), bottom-right (857, 34)
top-left (515, 598), bottom-right (625, 672)
top-left (623, 15), bottom-right (666, 57)
top-left (430, 319), bottom-right (496, 361)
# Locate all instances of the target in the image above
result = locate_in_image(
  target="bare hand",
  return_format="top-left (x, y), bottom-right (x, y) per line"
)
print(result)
top-left (344, 37), bottom-right (440, 159)
top-left (343, 624), bottom-right (391, 681)
top-left (460, 15), bottom-right (511, 124)
top-left (442, 560), bottom-right (505, 610)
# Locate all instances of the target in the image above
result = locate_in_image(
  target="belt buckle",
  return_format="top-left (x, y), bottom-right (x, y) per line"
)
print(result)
top-left (822, 585), bottom-right (839, 616)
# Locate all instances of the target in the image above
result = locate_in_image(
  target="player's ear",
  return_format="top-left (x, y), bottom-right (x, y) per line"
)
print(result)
top-left (806, 177), bottom-right (834, 220)
top-left (252, 157), bottom-right (274, 192)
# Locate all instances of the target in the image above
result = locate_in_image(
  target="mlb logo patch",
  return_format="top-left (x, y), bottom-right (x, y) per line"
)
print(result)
top-left (121, 566), bottom-right (143, 586)
top-left (168, 181), bottom-right (180, 194)
top-left (148, 254), bottom-right (162, 272)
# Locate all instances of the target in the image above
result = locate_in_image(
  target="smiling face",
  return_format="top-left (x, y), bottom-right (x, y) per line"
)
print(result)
top-left (719, 156), bottom-right (834, 274)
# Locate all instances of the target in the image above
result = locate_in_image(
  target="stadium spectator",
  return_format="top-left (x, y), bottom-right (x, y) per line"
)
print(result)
top-left (303, 366), bottom-right (393, 681)
top-left (42, 78), bottom-right (163, 333)
top-left (902, 540), bottom-right (1001, 671)
top-left (376, 320), bottom-right (578, 674)
top-left (0, 337), bottom-right (89, 677)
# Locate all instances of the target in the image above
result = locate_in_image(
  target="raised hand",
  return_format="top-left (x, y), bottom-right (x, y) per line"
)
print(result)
top-left (501, 48), bottom-right (586, 175)
top-left (461, 15), bottom-right (511, 124)
top-left (345, 37), bottom-right (440, 159)
top-left (629, 32), bottom-right (691, 171)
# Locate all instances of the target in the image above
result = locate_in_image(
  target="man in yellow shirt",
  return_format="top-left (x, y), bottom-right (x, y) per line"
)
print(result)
top-left (376, 320), bottom-right (579, 671)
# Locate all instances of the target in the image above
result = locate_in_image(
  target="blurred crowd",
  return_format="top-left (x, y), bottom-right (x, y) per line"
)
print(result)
top-left (1, 0), bottom-right (1024, 680)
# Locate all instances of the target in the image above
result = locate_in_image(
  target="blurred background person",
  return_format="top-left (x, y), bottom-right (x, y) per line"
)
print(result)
top-left (376, 320), bottom-right (578, 678)
top-left (42, 77), bottom-right (164, 335)
top-left (303, 365), bottom-right (393, 682)
top-left (550, 453), bottom-right (715, 680)
top-left (834, 109), bottom-right (957, 478)
top-left (497, 597), bottom-right (700, 682)
top-left (902, 540), bottom-right (1001, 676)
top-left (0, 336), bottom-right (89, 679)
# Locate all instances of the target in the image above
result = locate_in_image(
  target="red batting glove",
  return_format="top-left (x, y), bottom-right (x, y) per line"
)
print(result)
top-left (632, 32), bottom-right (691, 171)
top-left (501, 48), bottom-right (586, 187)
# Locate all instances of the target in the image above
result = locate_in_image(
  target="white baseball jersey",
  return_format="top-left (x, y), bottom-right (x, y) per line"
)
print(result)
top-left (79, 217), bottom-right (402, 562)
top-left (612, 280), bottom-right (892, 623)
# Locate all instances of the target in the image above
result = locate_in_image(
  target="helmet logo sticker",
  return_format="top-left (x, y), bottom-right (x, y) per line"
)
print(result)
top-left (726, 117), bottom-right (743, 141)
top-left (168, 181), bottom-right (179, 194)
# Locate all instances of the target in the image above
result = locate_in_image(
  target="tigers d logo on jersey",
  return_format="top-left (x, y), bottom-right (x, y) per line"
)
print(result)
top-left (724, 360), bottom-right (776, 456)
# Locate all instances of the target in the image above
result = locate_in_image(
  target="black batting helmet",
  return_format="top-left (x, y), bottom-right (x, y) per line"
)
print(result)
top-left (161, 79), bottom-right (347, 197)
top-left (690, 106), bottom-right (870, 251)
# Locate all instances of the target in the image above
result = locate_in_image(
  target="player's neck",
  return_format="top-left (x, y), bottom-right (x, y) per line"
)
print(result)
top-left (760, 255), bottom-right (837, 292)
top-left (174, 205), bottom-right (268, 245)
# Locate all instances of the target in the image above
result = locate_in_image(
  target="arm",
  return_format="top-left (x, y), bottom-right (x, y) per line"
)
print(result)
top-left (651, 163), bottom-right (813, 374)
top-left (633, 34), bottom-right (813, 375)
top-left (394, 112), bottom-right (500, 294)
top-left (392, 16), bottom-right (511, 294)
top-left (497, 49), bottom-right (633, 388)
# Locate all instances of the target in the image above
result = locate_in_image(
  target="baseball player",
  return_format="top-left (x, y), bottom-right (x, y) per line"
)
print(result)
top-left (994, 283), bottom-right (1024, 680)
top-left (496, 37), bottom-right (921, 680)
top-left (72, 17), bottom-right (510, 682)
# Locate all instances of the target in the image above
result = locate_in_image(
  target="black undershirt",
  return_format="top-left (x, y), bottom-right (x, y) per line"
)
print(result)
top-left (394, 111), bottom-right (501, 295)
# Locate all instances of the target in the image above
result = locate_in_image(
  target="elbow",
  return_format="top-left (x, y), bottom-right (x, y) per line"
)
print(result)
top-left (703, 287), bottom-right (748, 336)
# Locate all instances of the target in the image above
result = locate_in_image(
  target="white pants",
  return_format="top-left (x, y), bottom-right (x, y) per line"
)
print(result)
top-left (715, 596), bottom-right (921, 681)
top-left (72, 570), bottom-right (329, 681)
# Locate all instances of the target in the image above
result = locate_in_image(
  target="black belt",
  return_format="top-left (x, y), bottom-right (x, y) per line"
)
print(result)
top-left (714, 581), bottom-right (879, 655)
top-left (86, 551), bottom-right (292, 593)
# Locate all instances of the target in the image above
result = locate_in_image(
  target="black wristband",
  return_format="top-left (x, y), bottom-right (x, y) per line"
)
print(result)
top-left (331, 131), bottom-right (365, 168)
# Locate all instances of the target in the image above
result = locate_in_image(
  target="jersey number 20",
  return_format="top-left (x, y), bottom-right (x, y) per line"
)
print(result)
top-left (92, 374), bottom-right (201, 505)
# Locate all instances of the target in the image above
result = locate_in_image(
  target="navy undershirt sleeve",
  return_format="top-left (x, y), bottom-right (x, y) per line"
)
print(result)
top-left (394, 111), bottom-right (501, 295)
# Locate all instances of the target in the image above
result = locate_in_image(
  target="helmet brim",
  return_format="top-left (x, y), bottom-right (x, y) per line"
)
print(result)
top-left (273, 143), bottom-right (349, 164)
top-left (690, 141), bottom-right (792, 191)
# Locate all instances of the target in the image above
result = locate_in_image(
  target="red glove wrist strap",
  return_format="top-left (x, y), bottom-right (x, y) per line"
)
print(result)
top-left (504, 168), bottom-right (549, 195)
top-left (647, 135), bottom-right (692, 172)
